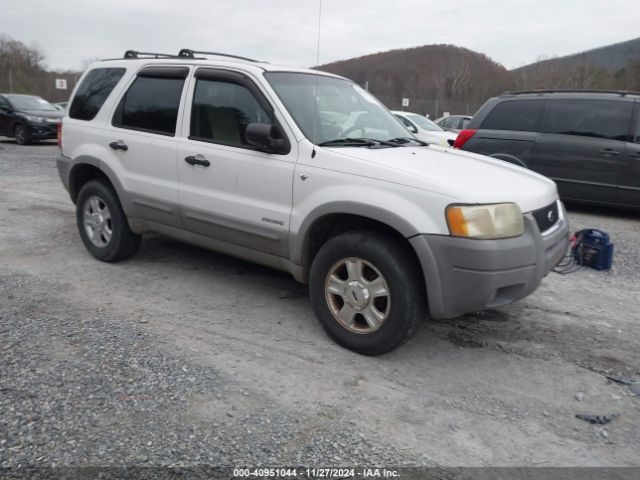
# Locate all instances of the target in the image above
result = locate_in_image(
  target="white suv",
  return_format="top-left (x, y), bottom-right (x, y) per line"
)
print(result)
top-left (57, 49), bottom-right (569, 355)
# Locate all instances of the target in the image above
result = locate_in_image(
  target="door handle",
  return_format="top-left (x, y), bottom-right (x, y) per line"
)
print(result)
top-left (599, 148), bottom-right (619, 156)
top-left (109, 141), bottom-right (128, 151)
top-left (630, 151), bottom-right (640, 158)
top-left (184, 155), bottom-right (211, 167)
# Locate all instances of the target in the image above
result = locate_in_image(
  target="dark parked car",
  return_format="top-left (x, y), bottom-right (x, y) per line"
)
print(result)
top-left (0, 94), bottom-right (63, 145)
top-left (455, 90), bottom-right (640, 208)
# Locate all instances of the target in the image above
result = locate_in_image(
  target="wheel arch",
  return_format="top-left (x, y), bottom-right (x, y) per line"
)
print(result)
top-left (67, 157), bottom-right (132, 214)
top-left (292, 204), bottom-right (424, 285)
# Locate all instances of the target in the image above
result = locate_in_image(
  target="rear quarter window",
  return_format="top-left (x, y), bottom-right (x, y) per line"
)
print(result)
top-left (480, 100), bottom-right (544, 132)
top-left (69, 68), bottom-right (126, 121)
top-left (539, 99), bottom-right (633, 141)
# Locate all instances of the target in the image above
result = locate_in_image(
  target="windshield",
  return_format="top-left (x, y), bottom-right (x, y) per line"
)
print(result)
top-left (7, 95), bottom-right (57, 111)
top-left (407, 114), bottom-right (442, 132)
top-left (265, 72), bottom-right (411, 144)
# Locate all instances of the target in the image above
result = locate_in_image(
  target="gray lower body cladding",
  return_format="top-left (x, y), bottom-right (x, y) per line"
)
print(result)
top-left (411, 203), bottom-right (570, 319)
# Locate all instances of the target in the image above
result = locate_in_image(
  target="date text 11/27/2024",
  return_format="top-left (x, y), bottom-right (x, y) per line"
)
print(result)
top-left (233, 467), bottom-right (400, 478)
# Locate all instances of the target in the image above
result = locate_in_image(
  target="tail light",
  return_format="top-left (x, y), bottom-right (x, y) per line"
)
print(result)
top-left (453, 129), bottom-right (477, 149)
top-left (57, 122), bottom-right (63, 151)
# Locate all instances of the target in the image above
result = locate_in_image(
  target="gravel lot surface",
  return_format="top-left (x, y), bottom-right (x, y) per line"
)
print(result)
top-left (1, 139), bottom-right (639, 469)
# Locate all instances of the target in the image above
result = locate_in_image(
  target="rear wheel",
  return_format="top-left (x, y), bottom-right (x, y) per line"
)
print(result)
top-left (14, 124), bottom-right (30, 145)
top-left (309, 231), bottom-right (425, 355)
top-left (76, 180), bottom-right (141, 262)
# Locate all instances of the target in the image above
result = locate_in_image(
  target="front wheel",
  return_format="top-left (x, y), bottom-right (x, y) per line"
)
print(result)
top-left (14, 124), bottom-right (30, 145)
top-left (76, 180), bottom-right (141, 262)
top-left (309, 231), bottom-right (426, 355)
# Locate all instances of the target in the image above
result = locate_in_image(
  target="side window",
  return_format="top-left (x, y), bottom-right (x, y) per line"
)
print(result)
top-left (395, 115), bottom-right (414, 129)
top-left (113, 74), bottom-right (185, 136)
top-left (0, 96), bottom-right (10, 109)
top-left (480, 100), bottom-right (544, 132)
top-left (441, 117), bottom-right (453, 128)
top-left (540, 99), bottom-right (633, 141)
top-left (69, 68), bottom-right (125, 121)
top-left (461, 117), bottom-right (471, 129)
top-left (190, 79), bottom-right (271, 147)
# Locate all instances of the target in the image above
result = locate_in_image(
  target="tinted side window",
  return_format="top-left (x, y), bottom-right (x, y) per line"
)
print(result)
top-left (395, 115), bottom-right (414, 129)
top-left (69, 68), bottom-right (125, 121)
top-left (113, 76), bottom-right (185, 135)
top-left (441, 117), bottom-right (454, 128)
top-left (480, 100), bottom-right (544, 132)
top-left (540, 99), bottom-right (633, 141)
top-left (190, 79), bottom-right (271, 147)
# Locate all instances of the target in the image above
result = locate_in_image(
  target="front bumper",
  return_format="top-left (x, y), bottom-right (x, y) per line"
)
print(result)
top-left (27, 121), bottom-right (58, 139)
top-left (410, 201), bottom-right (570, 319)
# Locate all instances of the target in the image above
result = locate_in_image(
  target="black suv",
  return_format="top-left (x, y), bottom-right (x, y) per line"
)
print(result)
top-left (0, 94), bottom-right (63, 145)
top-left (456, 91), bottom-right (640, 208)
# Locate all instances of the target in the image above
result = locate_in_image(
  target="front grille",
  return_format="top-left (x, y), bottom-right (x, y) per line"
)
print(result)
top-left (532, 202), bottom-right (559, 233)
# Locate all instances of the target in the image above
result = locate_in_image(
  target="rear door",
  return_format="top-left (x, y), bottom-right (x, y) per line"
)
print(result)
top-left (531, 98), bottom-right (633, 204)
top-left (176, 68), bottom-right (297, 257)
top-left (106, 66), bottom-right (189, 228)
top-left (617, 101), bottom-right (640, 207)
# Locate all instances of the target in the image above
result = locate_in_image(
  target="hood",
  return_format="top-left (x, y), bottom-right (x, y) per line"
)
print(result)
top-left (415, 130), bottom-right (458, 146)
top-left (19, 109), bottom-right (63, 119)
top-left (325, 145), bottom-right (558, 213)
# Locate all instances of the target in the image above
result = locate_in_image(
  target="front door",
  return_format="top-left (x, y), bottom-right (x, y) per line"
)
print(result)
top-left (531, 98), bottom-right (633, 204)
top-left (177, 68), bottom-right (296, 257)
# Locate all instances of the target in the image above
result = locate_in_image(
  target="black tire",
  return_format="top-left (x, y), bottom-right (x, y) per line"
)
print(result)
top-left (76, 180), bottom-right (141, 262)
top-left (309, 230), bottom-right (426, 355)
top-left (14, 123), bottom-right (30, 145)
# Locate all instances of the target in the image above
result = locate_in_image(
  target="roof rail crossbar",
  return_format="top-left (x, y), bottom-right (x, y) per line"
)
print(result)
top-left (502, 89), bottom-right (640, 96)
top-left (124, 50), bottom-right (182, 59)
top-left (178, 49), bottom-right (259, 63)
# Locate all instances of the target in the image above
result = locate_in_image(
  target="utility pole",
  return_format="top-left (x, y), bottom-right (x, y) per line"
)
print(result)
top-left (8, 69), bottom-right (13, 93)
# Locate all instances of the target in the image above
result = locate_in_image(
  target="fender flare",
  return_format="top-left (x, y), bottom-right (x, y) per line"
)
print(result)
top-left (290, 201), bottom-right (421, 266)
top-left (67, 156), bottom-right (134, 215)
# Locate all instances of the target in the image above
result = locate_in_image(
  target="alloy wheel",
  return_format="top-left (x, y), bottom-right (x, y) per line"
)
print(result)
top-left (324, 257), bottom-right (391, 334)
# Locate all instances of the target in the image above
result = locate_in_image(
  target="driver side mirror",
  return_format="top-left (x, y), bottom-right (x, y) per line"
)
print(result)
top-left (408, 125), bottom-right (418, 134)
top-left (0, 105), bottom-right (12, 114)
top-left (245, 123), bottom-right (290, 155)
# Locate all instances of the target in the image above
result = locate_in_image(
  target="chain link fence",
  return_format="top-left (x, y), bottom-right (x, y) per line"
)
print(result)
top-left (374, 95), bottom-right (484, 120)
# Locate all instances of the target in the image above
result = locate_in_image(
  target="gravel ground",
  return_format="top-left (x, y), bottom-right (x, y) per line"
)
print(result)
top-left (1, 139), bottom-right (639, 470)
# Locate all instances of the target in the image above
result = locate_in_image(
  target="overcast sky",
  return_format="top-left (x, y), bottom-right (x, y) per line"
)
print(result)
top-left (1, 0), bottom-right (637, 72)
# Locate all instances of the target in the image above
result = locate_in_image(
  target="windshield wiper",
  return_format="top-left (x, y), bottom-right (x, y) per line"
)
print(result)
top-left (318, 137), bottom-right (401, 148)
top-left (386, 137), bottom-right (429, 146)
top-left (318, 138), bottom-right (376, 147)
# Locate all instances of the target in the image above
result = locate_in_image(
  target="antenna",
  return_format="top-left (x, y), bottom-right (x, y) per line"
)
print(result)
top-left (315, 0), bottom-right (322, 70)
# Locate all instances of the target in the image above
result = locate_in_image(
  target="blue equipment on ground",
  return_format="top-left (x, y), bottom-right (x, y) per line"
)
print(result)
top-left (572, 229), bottom-right (614, 271)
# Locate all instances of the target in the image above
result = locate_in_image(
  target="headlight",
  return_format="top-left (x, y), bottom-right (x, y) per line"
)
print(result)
top-left (23, 114), bottom-right (45, 123)
top-left (446, 203), bottom-right (524, 239)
